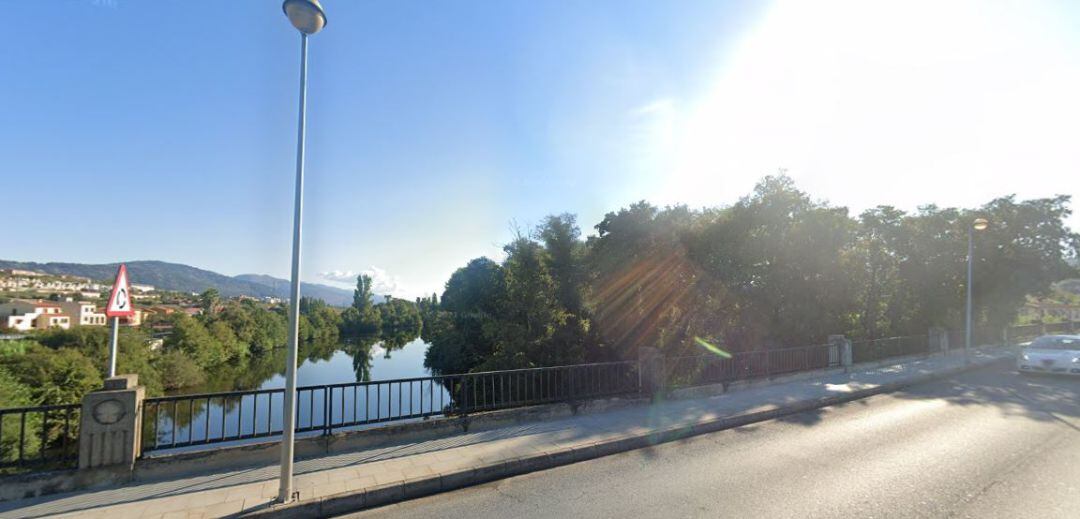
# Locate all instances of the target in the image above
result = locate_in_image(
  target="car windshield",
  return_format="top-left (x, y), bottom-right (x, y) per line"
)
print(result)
top-left (1028, 336), bottom-right (1080, 350)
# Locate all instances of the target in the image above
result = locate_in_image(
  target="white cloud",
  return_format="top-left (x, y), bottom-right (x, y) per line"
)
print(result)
top-left (320, 266), bottom-right (408, 298)
top-left (319, 270), bottom-right (359, 284)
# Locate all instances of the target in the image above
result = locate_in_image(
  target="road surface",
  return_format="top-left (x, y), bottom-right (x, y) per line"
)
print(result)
top-left (343, 364), bottom-right (1080, 518)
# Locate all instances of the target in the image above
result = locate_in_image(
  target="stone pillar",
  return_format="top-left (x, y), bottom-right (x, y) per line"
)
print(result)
top-left (829, 335), bottom-right (851, 368)
top-left (79, 374), bottom-right (144, 471)
top-left (928, 327), bottom-right (949, 354)
top-left (637, 347), bottom-right (666, 398)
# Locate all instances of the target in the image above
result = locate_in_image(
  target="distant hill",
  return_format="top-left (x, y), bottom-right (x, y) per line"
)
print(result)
top-left (234, 273), bottom-right (357, 306)
top-left (0, 259), bottom-right (354, 307)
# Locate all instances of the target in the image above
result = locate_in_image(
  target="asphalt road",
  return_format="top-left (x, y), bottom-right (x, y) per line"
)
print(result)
top-left (343, 363), bottom-right (1080, 518)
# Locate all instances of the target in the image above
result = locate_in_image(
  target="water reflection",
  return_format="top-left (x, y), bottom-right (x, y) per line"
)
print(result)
top-left (146, 334), bottom-right (444, 452)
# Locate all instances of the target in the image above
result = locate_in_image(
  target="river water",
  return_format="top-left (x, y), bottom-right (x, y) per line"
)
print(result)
top-left (145, 337), bottom-right (447, 453)
top-left (257, 337), bottom-right (434, 390)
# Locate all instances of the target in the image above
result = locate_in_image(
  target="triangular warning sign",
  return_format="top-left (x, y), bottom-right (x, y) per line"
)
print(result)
top-left (105, 264), bottom-right (135, 318)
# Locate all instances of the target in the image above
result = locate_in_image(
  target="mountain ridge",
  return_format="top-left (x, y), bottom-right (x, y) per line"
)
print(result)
top-left (0, 259), bottom-right (354, 306)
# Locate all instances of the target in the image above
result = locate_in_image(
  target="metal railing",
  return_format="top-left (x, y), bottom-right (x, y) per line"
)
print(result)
top-left (668, 343), bottom-right (837, 388)
top-left (0, 403), bottom-right (80, 473)
top-left (1006, 321), bottom-right (1080, 345)
top-left (141, 360), bottom-right (639, 455)
top-left (851, 334), bottom-right (929, 363)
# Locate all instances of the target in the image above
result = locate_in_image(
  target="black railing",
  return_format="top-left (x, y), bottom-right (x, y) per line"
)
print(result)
top-left (1004, 323), bottom-right (1042, 345)
top-left (13, 322), bottom-right (1055, 465)
top-left (0, 403), bottom-right (80, 473)
top-left (1042, 321), bottom-right (1079, 336)
top-left (141, 360), bottom-right (639, 455)
top-left (668, 343), bottom-right (837, 388)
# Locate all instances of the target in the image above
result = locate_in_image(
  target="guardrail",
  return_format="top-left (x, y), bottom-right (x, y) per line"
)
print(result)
top-left (851, 335), bottom-right (929, 363)
top-left (0, 404), bottom-right (80, 473)
top-left (668, 343), bottom-right (836, 388)
top-left (10, 321), bottom-right (1067, 468)
top-left (141, 360), bottom-right (639, 455)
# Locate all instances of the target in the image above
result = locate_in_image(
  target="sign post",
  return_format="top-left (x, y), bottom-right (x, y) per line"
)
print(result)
top-left (104, 264), bottom-right (135, 378)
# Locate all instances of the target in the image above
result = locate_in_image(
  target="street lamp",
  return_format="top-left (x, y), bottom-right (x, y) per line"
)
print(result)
top-left (964, 217), bottom-right (989, 363)
top-left (278, 0), bottom-right (326, 505)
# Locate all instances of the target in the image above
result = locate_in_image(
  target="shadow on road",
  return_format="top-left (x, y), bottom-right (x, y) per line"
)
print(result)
top-left (892, 365), bottom-right (1080, 427)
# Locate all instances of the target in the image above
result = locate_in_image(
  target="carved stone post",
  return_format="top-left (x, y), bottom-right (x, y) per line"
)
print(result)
top-left (79, 374), bottom-right (144, 471)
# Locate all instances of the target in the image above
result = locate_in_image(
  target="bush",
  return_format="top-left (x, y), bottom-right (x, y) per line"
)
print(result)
top-left (156, 351), bottom-right (205, 390)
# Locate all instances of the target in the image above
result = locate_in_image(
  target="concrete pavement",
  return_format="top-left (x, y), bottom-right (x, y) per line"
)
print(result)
top-left (0, 347), bottom-right (1015, 518)
top-left (347, 365), bottom-right (1080, 519)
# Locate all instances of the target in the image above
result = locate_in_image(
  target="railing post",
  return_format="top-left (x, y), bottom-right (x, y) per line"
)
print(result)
top-left (829, 335), bottom-right (851, 369)
top-left (323, 387), bottom-right (331, 436)
top-left (637, 347), bottom-right (665, 400)
top-left (929, 327), bottom-right (948, 355)
top-left (79, 374), bottom-right (144, 472)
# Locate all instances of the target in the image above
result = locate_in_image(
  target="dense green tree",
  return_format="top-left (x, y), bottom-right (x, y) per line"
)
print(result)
top-left (341, 275), bottom-right (382, 336)
top-left (156, 350), bottom-right (206, 390)
top-left (424, 258), bottom-right (505, 375)
top-left (0, 343), bottom-right (101, 404)
top-left (429, 175), bottom-right (1078, 373)
top-left (165, 313), bottom-right (225, 368)
top-left (198, 288), bottom-right (220, 315)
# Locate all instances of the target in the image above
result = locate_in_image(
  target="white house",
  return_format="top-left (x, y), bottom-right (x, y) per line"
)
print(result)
top-left (0, 299), bottom-right (72, 331)
top-left (57, 300), bottom-right (108, 326)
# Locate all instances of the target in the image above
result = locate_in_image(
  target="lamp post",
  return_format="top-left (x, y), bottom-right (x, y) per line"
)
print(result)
top-left (964, 217), bottom-right (989, 363)
top-left (278, 0), bottom-right (326, 505)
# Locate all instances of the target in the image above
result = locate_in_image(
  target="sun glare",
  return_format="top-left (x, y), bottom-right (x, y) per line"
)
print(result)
top-left (646, 0), bottom-right (1080, 212)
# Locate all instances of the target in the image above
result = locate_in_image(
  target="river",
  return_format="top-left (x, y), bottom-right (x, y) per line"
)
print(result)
top-left (144, 336), bottom-right (445, 453)
top-left (256, 337), bottom-right (434, 390)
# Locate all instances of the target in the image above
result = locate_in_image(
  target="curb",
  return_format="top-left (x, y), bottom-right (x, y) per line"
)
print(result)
top-left (241, 353), bottom-right (1011, 518)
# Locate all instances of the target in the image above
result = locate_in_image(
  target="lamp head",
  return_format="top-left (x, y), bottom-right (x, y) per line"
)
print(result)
top-left (283, 0), bottom-right (326, 35)
top-left (972, 218), bottom-right (989, 231)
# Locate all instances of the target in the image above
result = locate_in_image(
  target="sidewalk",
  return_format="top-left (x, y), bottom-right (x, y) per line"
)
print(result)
top-left (0, 347), bottom-right (1013, 519)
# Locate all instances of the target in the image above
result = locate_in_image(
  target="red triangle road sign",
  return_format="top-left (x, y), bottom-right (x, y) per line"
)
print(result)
top-left (105, 264), bottom-right (135, 318)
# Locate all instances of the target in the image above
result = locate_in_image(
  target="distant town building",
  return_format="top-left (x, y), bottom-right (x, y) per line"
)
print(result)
top-left (57, 300), bottom-right (108, 326)
top-left (0, 299), bottom-right (72, 331)
top-left (0, 270), bottom-right (105, 295)
top-left (2, 269), bottom-right (44, 277)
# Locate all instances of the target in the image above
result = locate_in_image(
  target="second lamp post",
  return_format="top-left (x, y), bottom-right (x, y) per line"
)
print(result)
top-left (278, 0), bottom-right (326, 505)
top-left (964, 217), bottom-right (989, 363)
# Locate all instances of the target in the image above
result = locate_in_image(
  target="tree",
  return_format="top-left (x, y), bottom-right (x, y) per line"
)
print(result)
top-left (353, 274), bottom-right (375, 312)
top-left (0, 343), bottom-right (102, 404)
top-left (165, 313), bottom-right (225, 368)
top-left (341, 275), bottom-right (382, 336)
top-left (198, 288), bottom-right (221, 315)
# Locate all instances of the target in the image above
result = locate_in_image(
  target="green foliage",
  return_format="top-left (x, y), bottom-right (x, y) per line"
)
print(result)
top-left (0, 339), bottom-right (35, 357)
top-left (299, 297), bottom-right (342, 345)
top-left (156, 350), bottom-right (205, 390)
top-left (428, 175), bottom-right (1079, 373)
top-left (377, 298), bottom-right (422, 333)
top-left (0, 366), bottom-right (36, 462)
top-left (166, 313), bottom-right (227, 368)
top-left (426, 220), bottom-right (597, 374)
top-left (0, 343), bottom-right (102, 404)
top-left (34, 327), bottom-right (163, 396)
top-left (198, 288), bottom-right (220, 314)
top-left (0, 366), bottom-right (34, 408)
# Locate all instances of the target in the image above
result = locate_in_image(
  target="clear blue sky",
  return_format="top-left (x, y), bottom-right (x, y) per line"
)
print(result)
top-left (5, 1), bottom-right (1078, 298)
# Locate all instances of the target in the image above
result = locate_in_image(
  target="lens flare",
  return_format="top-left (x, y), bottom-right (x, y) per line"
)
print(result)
top-left (694, 337), bottom-right (732, 358)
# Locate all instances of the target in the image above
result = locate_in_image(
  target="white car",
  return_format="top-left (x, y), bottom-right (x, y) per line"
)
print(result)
top-left (1017, 335), bottom-right (1080, 376)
